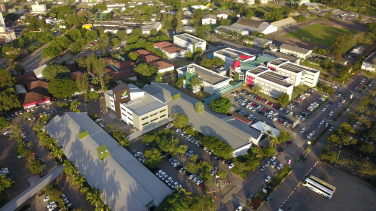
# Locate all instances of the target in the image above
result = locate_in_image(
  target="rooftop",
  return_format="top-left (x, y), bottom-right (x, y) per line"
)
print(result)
top-left (202, 14), bottom-right (216, 20)
top-left (154, 41), bottom-right (186, 54)
top-left (268, 58), bottom-right (289, 66)
top-left (262, 49), bottom-right (301, 63)
top-left (179, 63), bottom-right (230, 85)
top-left (215, 10), bottom-right (228, 15)
top-left (364, 52), bottom-right (376, 64)
top-left (33, 64), bottom-right (47, 76)
top-left (214, 48), bottom-right (254, 61)
top-left (45, 113), bottom-right (172, 211)
top-left (260, 71), bottom-right (292, 87)
top-left (136, 49), bottom-right (174, 70)
top-left (108, 69), bottom-right (133, 81)
top-left (251, 121), bottom-right (280, 137)
top-left (279, 62), bottom-right (319, 74)
top-left (240, 55), bottom-right (276, 71)
top-left (174, 33), bottom-right (205, 44)
top-left (280, 43), bottom-right (312, 54)
top-left (236, 18), bottom-right (264, 28)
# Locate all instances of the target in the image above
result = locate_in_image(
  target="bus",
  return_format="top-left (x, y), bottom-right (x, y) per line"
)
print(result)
top-left (303, 175), bottom-right (336, 199)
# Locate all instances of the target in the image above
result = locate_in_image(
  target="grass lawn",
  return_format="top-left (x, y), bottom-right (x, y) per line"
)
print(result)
top-left (255, 3), bottom-right (282, 13)
top-left (0, 191), bottom-right (10, 208)
top-left (285, 24), bottom-right (357, 47)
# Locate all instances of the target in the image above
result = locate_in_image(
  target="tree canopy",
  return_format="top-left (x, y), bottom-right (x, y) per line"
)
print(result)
top-left (277, 131), bottom-right (291, 143)
top-left (48, 78), bottom-right (77, 99)
top-left (173, 113), bottom-right (189, 128)
top-left (209, 97), bottom-right (232, 114)
top-left (0, 69), bottom-right (21, 112)
top-left (278, 93), bottom-right (290, 106)
top-left (42, 64), bottom-right (71, 81)
top-left (134, 63), bottom-right (158, 77)
top-left (144, 149), bottom-right (163, 168)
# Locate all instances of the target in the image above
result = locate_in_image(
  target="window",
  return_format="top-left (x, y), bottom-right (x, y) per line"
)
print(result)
top-left (142, 122), bottom-right (149, 126)
top-left (122, 113), bottom-right (126, 117)
top-left (121, 108), bottom-right (126, 112)
top-left (128, 117), bottom-right (132, 121)
top-left (160, 114), bottom-right (166, 118)
top-left (127, 112), bottom-right (132, 116)
top-left (160, 109), bottom-right (166, 113)
top-left (111, 100), bottom-right (114, 103)
top-left (151, 118), bottom-right (158, 122)
top-left (150, 112), bottom-right (159, 117)
top-left (142, 116), bottom-right (148, 121)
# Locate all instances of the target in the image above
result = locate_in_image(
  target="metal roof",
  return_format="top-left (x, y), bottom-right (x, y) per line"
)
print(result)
top-left (178, 64), bottom-right (230, 85)
top-left (45, 113), bottom-right (172, 211)
top-left (124, 92), bottom-right (166, 116)
top-left (143, 83), bottom-right (262, 150)
top-left (280, 43), bottom-right (311, 55)
top-left (251, 121), bottom-right (280, 137)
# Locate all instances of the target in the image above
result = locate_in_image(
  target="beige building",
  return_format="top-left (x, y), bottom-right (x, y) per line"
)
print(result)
top-left (31, 2), bottom-right (47, 14)
top-left (279, 43), bottom-right (312, 60)
top-left (0, 12), bottom-right (16, 43)
top-left (104, 83), bottom-right (169, 130)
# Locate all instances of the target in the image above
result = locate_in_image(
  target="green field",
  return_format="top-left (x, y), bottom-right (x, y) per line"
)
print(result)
top-left (285, 24), bottom-right (357, 47)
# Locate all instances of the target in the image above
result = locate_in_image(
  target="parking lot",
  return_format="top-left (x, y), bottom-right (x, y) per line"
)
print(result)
top-left (281, 162), bottom-right (376, 211)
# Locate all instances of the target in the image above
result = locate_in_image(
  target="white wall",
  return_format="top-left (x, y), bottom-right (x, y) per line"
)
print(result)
top-left (233, 143), bottom-right (252, 157)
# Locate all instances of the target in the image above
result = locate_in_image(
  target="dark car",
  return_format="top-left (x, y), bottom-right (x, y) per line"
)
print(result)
top-left (302, 157), bottom-right (307, 162)
top-left (278, 148), bottom-right (284, 152)
top-left (287, 140), bottom-right (293, 145)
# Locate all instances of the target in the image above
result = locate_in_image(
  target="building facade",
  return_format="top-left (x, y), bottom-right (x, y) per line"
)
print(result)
top-left (267, 59), bottom-right (320, 87)
top-left (154, 41), bottom-right (187, 59)
top-left (279, 43), bottom-right (312, 60)
top-left (31, 2), bottom-right (47, 14)
top-left (173, 33), bottom-right (206, 52)
top-left (202, 14), bottom-right (216, 25)
top-left (245, 66), bottom-right (293, 99)
top-left (361, 52), bottom-right (376, 72)
top-left (0, 12), bottom-right (16, 43)
top-left (105, 83), bottom-right (168, 130)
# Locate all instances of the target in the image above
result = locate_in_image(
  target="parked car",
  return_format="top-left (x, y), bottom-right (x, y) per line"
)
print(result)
top-left (277, 163), bottom-right (283, 170)
top-left (271, 162), bottom-right (277, 168)
top-left (265, 176), bottom-right (271, 182)
top-left (228, 163), bottom-right (235, 169)
top-left (260, 165), bottom-right (266, 171)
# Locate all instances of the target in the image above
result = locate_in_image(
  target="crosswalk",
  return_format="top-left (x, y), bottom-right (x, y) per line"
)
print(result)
top-left (230, 195), bottom-right (247, 207)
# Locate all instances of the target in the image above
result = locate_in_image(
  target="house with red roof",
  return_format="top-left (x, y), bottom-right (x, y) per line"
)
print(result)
top-left (135, 49), bottom-right (175, 73)
top-left (154, 41), bottom-right (187, 59)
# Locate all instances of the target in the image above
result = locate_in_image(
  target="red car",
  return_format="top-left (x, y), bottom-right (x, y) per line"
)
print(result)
top-left (267, 102), bottom-right (272, 105)
top-left (273, 105), bottom-right (277, 108)
top-left (251, 103), bottom-right (256, 106)
top-left (36, 115), bottom-right (40, 119)
top-left (31, 149), bottom-right (35, 155)
top-left (287, 140), bottom-right (293, 145)
top-left (199, 183), bottom-right (205, 189)
top-left (306, 109), bottom-right (312, 113)
top-left (257, 97), bottom-right (261, 101)
top-left (358, 83), bottom-right (362, 86)
top-left (298, 99), bottom-right (302, 102)
top-left (263, 108), bottom-right (267, 112)
top-left (91, 42), bottom-right (94, 45)
top-left (261, 99), bottom-right (265, 103)
top-left (197, 158), bottom-right (203, 162)
top-left (279, 121), bottom-right (284, 124)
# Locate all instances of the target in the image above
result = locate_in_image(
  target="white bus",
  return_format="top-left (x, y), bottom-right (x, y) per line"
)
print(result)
top-left (303, 175), bottom-right (336, 199)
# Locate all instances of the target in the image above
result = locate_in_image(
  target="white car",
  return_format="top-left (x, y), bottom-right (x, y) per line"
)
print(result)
top-left (277, 163), bottom-right (283, 170)
top-left (236, 206), bottom-right (243, 211)
top-left (260, 165), bottom-right (266, 171)
top-left (346, 109), bottom-right (350, 112)
top-left (342, 100), bottom-right (345, 103)
top-left (271, 162), bottom-right (277, 168)
top-left (329, 127), bottom-right (334, 131)
top-left (265, 176), bottom-right (271, 182)
top-left (43, 195), bottom-right (50, 202)
top-left (361, 79), bottom-right (365, 83)
top-left (134, 151), bottom-right (142, 157)
top-left (300, 128), bottom-right (305, 133)
top-left (228, 163), bottom-right (235, 169)
top-left (329, 111), bottom-right (333, 116)
top-left (270, 156), bottom-right (276, 162)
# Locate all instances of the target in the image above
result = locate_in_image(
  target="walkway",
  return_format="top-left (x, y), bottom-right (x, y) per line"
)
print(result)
top-left (0, 165), bottom-right (64, 211)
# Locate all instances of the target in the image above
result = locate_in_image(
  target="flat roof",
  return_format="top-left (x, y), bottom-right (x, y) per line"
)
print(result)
top-left (249, 66), bottom-right (268, 75)
top-left (241, 55), bottom-right (276, 71)
top-left (251, 121), bottom-right (280, 137)
top-left (280, 62), bottom-right (319, 74)
top-left (174, 33), bottom-right (205, 43)
top-left (179, 64), bottom-right (230, 85)
top-left (45, 113), bottom-right (172, 211)
top-left (143, 83), bottom-right (262, 150)
top-left (215, 48), bottom-right (254, 61)
top-left (268, 58), bottom-right (288, 66)
top-left (260, 71), bottom-right (293, 87)
top-left (262, 49), bottom-right (300, 62)
top-left (280, 43), bottom-right (311, 54)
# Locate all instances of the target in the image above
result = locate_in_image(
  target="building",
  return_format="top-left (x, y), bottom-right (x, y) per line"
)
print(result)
top-left (31, 2), bottom-right (47, 14)
top-left (0, 4), bottom-right (6, 13)
top-left (176, 63), bottom-right (232, 95)
top-left (45, 17), bottom-right (57, 25)
top-left (105, 83), bottom-right (169, 130)
top-left (215, 10), bottom-right (228, 19)
top-left (141, 22), bottom-right (161, 34)
top-left (154, 41), bottom-right (187, 59)
top-left (202, 14), bottom-right (216, 25)
top-left (173, 33), bottom-right (206, 52)
top-left (271, 17), bottom-right (296, 28)
top-left (181, 15), bottom-right (193, 25)
top-left (0, 12), bottom-right (16, 43)
top-left (33, 64), bottom-right (47, 79)
top-left (183, 26), bottom-right (196, 33)
top-left (245, 66), bottom-right (293, 99)
top-left (45, 112), bottom-right (172, 211)
top-left (267, 58), bottom-right (320, 87)
top-left (251, 121), bottom-right (280, 137)
top-left (135, 49), bottom-right (174, 73)
top-left (215, 25), bottom-right (249, 36)
top-left (143, 83), bottom-right (262, 157)
top-left (361, 52), bottom-right (376, 72)
top-left (15, 73), bottom-right (51, 108)
top-left (262, 49), bottom-right (301, 64)
top-left (279, 43), bottom-right (312, 60)
top-left (350, 46), bottom-right (365, 57)
top-left (216, 18), bottom-right (277, 35)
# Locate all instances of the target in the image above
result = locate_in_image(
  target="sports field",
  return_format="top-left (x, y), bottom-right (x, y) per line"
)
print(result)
top-left (284, 24), bottom-right (356, 47)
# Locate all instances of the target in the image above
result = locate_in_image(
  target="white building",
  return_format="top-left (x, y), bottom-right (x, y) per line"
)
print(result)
top-left (31, 2), bottom-right (47, 14)
top-left (0, 12), bottom-right (15, 43)
top-left (45, 17), bottom-right (57, 25)
top-left (181, 15), bottom-right (192, 25)
top-left (279, 43), bottom-right (312, 60)
top-left (154, 41), bottom-right (187, 59)
top-left (202, 14), bottom-right (216, 25)
top-left (217, 18), bottom-right (277, 35)
top-left (176, 63), bottom-right (232, 95)
top-left (245, 66), bottom-right (293, 100)
top-left (173, 33), bottom-right (206, 52)
top-left (215, 10), bottom-right (228, 19)
top-left (267, 59), bottom-right (320, 88)
top-left (33, 64), bottom-right (47, 79)
top-left (361, 52), bottom-right (376, 72)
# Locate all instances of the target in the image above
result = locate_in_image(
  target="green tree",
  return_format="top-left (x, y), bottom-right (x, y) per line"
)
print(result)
top-left (189, 194), bottom-right (216, 211)
top-left (324, 10), bottom-right (333, 19)
top-left (0, 117), bottom-right (8, 129)
top-left (156, 192), bottom-right (188, 211)
top-left (111, 37), bottom-right (121, 48)
top-left (48, 78), bottom-right (77, 99)
top-left (0, 175), bottom-right (14, 192)
top-left (277, 131), bottom-right (291, 143)
top-left (88, 91), bottom-right (99, 100)
top-left (76, 71), bottom-right (89, 102)
top-left (116, 30), bottom-right (127, 40)
top-left (50, 146), bottom-right (64, 162)
top-left (357, 142), bottom-right (375, 156)
top-left (43, 64), bottom-right (70, 81)
top-left (128, 52), bottom-right (139, 61)
top-left (253, 86), bottom-right (262, 94)
top-left (355, 160), bottom-right (376, 177)
top-left (294, 14), bottom-right (307, 23)
top-left (217, 170), bottom-right (227, 179)
top-left (320, 146), bottom-right (337, 164)
top-left (134, 63), bottom-right (157, 77)
top-left (212, 57), bottom-right (224, 67)
top-left (0, 70), bottom-right (21, 112)
top-left (70, 99), bottom-right (81, 112)
top-left (263, 145), bottom-right (275, 157)
top-left (209, 97), bottom-right (232, 114)
top-left (185, 155), bottom-right (199, 173)
top-left (278, 93), bottom-right (290, 106)
top-left (29, 158), bottom-right (45, 174)
top-left (175, 77), bottom-right (185, 88)
top-left (173, 113), bottom-right (189, 128)
top-left (111, 130), bottom-right (129, 147)
top-left (86, 187), bottom-right (104, 208)
top-left (185, 51), bottom-right (193, 59)
top-left (200, 58), bottom-right (213, 69)
top-left (144, 149), bottom-right (163, 168)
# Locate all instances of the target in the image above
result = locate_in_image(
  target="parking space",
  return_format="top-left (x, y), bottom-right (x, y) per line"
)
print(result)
top-left (281, 162), bottom-right (376, 211)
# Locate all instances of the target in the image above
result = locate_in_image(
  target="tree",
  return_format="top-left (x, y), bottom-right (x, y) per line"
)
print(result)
top-left (0, 70), bottom-right (21, 112)
top-left (278, 93), bottom-right (290, 106)
top-left (173, 113), bottom-right (189, 129)
top-left (70, 99), bottom-right (81, 112)
top-left (185, 155), bottom-right (199, 173)
top-left (190, 77), bottom-right (203, 92)
top-left (263, 145), bottom-right (275, 157)
top-left (320, 146), bottom-right (337, 164)
top-left (294, 14), bottom-right (307, 23)
top-left (134, 63), bottom-right (157, 77)
top-left (128, 52), bottom-right (139, 61)
top-left (76, 71), bottom-right (89, 101)
top-left (156, 192), bottom-right (189, 211)
top-left (217, 170), bottom-right (227, 179)
top-left (42, 64), bottom-right (71, 81)
top-left (111, 130), bottom-right (129, 147)
top-left (144, 149), bottom-right (163, 168)
top-left (50, 146), bottom-right (64, 161)
top-left (277, 131), bottom-right (291, 143)
top-left (355, 160), bottom-right (376, 177)
top-left (48, 78), bottom-right (77, 99)
top-left (29, 158), bottom-right (45, 174)
top-left (0, 117), bottom-right (8, 130)
top-left (175, 77), bottom-right (185, 88)
top-left (253, 86), bottom-right (262, 94)
top-left (185, 51), bottom-right (193, 59)
top-left (86, 187), bottom-right (104, 208)
top-left (0, 175), bottom-right (14, 192)
top-left (200, 58), bottom-right (213, 69)
top-left (209, 97), bottom-right (232, 114)
top-left (116, 30), bottom-right (127, 40)
top-left (324, 10), bottom-right (333, 19)
top-left (88, 91), bottom-right (99, 100)
top-left (212, 58), bottom-right (224, 67)
top-left (111, 37), bottom-right (120, 48)
top-left (189, 194), bottom-right (216, 211)
top-left (358, 142), bottom-right (375, 156)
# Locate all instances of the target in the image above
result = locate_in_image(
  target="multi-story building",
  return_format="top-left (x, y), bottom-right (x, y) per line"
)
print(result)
top-left (0, 12), bottom-right (15, 43)
top-left (105, 83), bottom-right (168, 130)
top-left (31, 2), bottom-right (47, 14)
top-left (361, 52), bottom-right (376, 72)
top-left (267, 58), bottom-right (320, 87)
top-left (173, 33), bottom-right (206, 52)
top-left (279, 43), bottom-right (312, 60)
top-left (245, 66), bottom-right (293, 99)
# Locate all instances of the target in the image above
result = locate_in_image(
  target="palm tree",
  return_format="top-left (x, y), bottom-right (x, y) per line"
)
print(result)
top-left (70, 99), bottom-right (81, 112)
top-left (80, 186), bottom-right (90, 197)
top-left (63, 160), bottom-right (77, 176)
top-left (86, 187), bottom-right (104, 208)
top-left (51, 146), bottom-right (64, 161)
top-left (9, 123), bottom-right (22, 142)
top-left (72, 175), bottom-right (87, 189)
top-left (33, 124), bottom-right (44, 133)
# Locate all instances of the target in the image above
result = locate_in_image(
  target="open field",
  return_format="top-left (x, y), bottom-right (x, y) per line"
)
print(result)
top-left (284, 24), bottom-right (356, 47)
